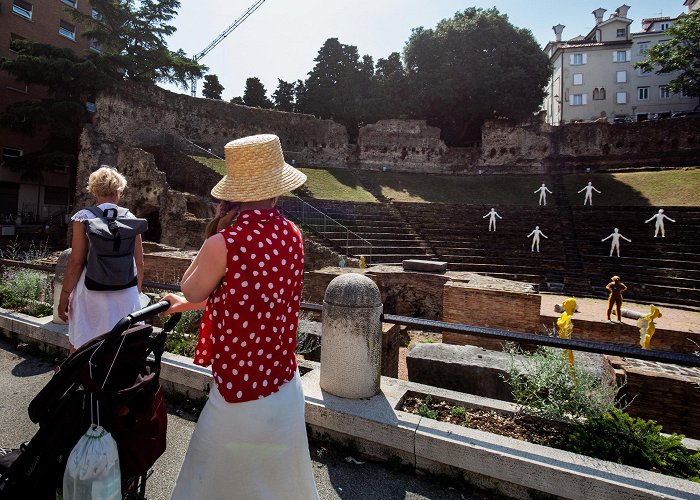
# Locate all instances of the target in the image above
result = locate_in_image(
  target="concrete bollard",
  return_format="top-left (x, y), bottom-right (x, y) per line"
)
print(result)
top-left (320, 273), bottom-right (383, 398)
top-left (52, 249), bottom-right (71, 324)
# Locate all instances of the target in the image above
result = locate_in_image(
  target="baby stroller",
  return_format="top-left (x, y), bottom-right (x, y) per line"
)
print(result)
top-left (0, 301), bottom-right (180, 499)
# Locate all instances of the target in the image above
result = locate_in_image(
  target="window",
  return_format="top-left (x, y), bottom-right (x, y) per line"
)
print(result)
top-left (659, 86), bottom-right (671, 99)
top-left (638, 42), bottom-right (650, 55)
top-left (571, 53), bottom-right (586, 65)
top-left (1, 147), bottom-right (22, 160)
top-left (637, 87), bottom-right (649, 100)
top-left (12, 0), bottom-right (32, 19)
top-left (592, 88), bottom-right (606, 100)
top-left (570, 94), bottom-right (587, 106)
top-left (659, 22), bottom-right (671, 31)
top-left (616, 28), bottom-right (626, 38)
top-left (616, 71), bottom-right (627, 83)
top-left (89, 39), bottom-right (102, 53)
top-left (616, 92), bottom-right (627, 104)
top-left (44, 186), bottom-right (69, 205)
top-left (637, 66), bottom-right (651, 77)
top-left (681, 89), bottom-right (690, 98)
top-left (6, 74), bottom-right (28, 93)
top-left (599, 88), bottom-right (606, 100)
top-left (62, 0), bottom-right (76, 7)
top-left (573, 73), bottom-right (583, 85)
top-left (58, 20), bottom-right (76, 40)
top-left (91, 8), bottom-right (103, 20)
top-left (9, 33), bottom-right (26, 53)
top-left (613, 50), bottom-right (629, 62)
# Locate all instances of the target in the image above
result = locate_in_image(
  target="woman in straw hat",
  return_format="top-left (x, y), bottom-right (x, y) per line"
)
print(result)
top-left (163, 134), bottom-right (319, 499)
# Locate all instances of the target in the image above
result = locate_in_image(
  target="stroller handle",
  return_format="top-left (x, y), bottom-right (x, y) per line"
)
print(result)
top-left (108, 300), bottom-right (179, 337)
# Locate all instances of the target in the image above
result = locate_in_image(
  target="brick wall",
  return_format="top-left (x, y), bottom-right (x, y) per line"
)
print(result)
top-left (442, 282), bottom-right (542, 350)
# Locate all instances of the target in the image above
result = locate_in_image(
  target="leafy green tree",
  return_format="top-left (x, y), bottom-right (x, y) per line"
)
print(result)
top-left (301, 38), bottom-right (374, 138)
top-left (372, 52), bottom-right (409, 119)
top-left (272, 79), bottom-right (295, 112)
top-left (0, 0), bottom-right (203, 179)
top-left (230, 96), bottom-right (244, 105)
top-left (404, 7), bottom-right (550, 144)
top-left (242, 77), bottom-right (273, 108)
top-left (202, 74), bottom-right (224, 99)
top-left (635, 11), bottom-right (700, 97)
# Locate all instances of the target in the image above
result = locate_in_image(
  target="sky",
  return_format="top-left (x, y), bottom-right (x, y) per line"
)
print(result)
top-left (161, 1), bottom-right (686, 101)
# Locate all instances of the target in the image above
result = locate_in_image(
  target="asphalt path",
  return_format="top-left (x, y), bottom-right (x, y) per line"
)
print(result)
top-left (0, 337), bottom-right (487, 500)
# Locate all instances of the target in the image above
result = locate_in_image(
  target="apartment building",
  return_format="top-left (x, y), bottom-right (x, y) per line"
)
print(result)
top-left (0, 0), bottom-right (96, 227)
top-left (543, 4), bottom-right (700, 125)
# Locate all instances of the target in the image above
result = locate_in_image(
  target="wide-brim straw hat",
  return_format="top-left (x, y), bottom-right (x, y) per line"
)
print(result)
top-left (211, 134), bottom-right (306, 202)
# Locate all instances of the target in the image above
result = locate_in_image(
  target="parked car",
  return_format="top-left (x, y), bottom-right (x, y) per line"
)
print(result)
top-left (612, 115), bottom-right (633, 124)
top-left (670, 111), bottom-right (700, 118)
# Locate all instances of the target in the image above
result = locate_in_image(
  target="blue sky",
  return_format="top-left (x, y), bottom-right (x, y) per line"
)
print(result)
top-left (162, 1), bottom-right (686, 100)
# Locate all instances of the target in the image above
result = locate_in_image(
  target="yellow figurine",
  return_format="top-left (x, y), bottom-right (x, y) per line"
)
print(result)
top-left (359, 255), bottom-right (366, 269)
top-left (556, 297), bottom-right (577, 367)
top-left (638, 304), bottom-right (662, 349)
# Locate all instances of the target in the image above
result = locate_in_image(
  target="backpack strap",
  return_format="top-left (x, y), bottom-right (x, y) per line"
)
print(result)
top-left (86, 206), bottom-right (105, 218)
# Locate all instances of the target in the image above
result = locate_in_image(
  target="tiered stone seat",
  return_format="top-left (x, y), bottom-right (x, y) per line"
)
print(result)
top-left (282, 199), bottom-right (435, 264)
top-left (571, 206), bottom-right (700, 306)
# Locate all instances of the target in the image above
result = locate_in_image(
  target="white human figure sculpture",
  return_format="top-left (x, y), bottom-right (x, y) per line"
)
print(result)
top-left (577, 181), bottom-right (601, 206)
top-left (527, 226), bottom-right (548, 252)
top-left (601, 228), bottom-right (632, 257)
top-left (483, 208), bottom-right (502, 232)
top-left (534, 183), bottom-right (553, 206)
top-left (645, 209), bottom-right (676, 238)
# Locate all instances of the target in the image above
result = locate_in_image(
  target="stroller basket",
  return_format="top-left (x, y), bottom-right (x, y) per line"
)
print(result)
top-left (0, 301), bottom-right (180, 499)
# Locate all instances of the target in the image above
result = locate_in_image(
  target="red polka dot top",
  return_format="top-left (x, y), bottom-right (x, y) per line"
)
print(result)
top-left (194, 208), bottom-right (304, 403)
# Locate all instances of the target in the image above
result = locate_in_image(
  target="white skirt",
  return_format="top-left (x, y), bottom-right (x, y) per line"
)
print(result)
top-left (170, 371), bottom-right (319, 500)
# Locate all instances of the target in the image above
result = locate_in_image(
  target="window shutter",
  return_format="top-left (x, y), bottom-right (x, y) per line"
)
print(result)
top-left (582, 94), bottom-right (588, 105)
top-left (626, 50), bottom-right (631, 61)
top-left (612, 52), bottom-right (617, 62)
top-left (582, 54), bottom-right (587, 64)
top-left (569, 54), bottom-right (574, 65)
top-left (569, 95), bottom-right (575, 105)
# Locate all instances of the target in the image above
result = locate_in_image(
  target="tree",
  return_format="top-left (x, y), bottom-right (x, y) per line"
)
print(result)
top-left (635, 11), bottom-right (700, 97)
top-left (372, 52), bottom-right (410, 119)
top-left (202, 74), bottom-right (225, 99)
top-left (0, 0), bottom-right (204, 178)
top-left (301, 38), bottom-right (374, 138)
top-left (272, 79), bottom-right (295, 111)
top-left (230, 96), bottom-right (244, 105)
top-left (242, 77), bottom-right (273, 108)
top-left (403, 8), bottom-right (551, 144)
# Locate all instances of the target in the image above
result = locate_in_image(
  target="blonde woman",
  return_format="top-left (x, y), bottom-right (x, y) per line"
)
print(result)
top-left (57, 166), bottom-right (144, 351)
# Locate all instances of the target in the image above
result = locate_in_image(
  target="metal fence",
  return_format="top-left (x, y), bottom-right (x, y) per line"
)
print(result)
top-left (1, 259), bottom-right (697, 369)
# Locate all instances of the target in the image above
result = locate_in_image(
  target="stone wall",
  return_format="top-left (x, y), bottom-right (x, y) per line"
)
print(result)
top-left (609, 356), bottom-right (700, 438)
top-left (442, 282), bottom-right (542, 350)
top-left (92, 83), bottom-right (349, 168)
top-left (357, 120), bottom-right (480, 174)
top-left (480, 118), bottom-right (700, 172)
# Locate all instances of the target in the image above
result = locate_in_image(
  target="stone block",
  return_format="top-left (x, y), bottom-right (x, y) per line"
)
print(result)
top-left (402, 260), bottom-right (447, 273)
top-left (407, 343), bottom-right (516, 401)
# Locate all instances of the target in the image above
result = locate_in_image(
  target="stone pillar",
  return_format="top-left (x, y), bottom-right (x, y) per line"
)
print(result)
top-left (52, 249), bottom-right (71, 324)
top-left (320, 273), bottom-right (382, 398)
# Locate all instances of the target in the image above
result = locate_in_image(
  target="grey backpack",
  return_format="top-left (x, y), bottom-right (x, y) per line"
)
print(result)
top-left (83, 206), bottom-right (148, 291)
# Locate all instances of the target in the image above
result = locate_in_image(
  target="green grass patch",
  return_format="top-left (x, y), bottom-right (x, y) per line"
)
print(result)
top-left (298, 168), bottom-right (377, 202)
top-left (190, 155), bottom-right (226, 175)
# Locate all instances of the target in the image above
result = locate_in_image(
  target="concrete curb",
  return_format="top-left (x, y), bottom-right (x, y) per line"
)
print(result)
top-left (1, 309), bottom-right (699, 499)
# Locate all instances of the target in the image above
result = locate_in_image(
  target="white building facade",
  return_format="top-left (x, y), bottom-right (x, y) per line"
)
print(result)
top-left (544, 4), bottom-right (700, 125)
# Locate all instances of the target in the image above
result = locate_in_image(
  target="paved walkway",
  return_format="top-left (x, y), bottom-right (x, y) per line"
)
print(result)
top-left (0, 337), bottom-right (486, 500)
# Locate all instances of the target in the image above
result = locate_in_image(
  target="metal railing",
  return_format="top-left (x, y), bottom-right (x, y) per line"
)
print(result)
top-left (2, 259), bottom-right (696, 369)
top-left (177, 137), bottom-right (373, 263)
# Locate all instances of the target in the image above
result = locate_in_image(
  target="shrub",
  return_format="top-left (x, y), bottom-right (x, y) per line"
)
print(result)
top-left (0, 268), bottom-right (52, 313)
top-left (505, 344), bottom-right (619, 422)
top-left (164, 310), bottom-right (202, 357)
top-left (561, 408), bottom-right (700, 481)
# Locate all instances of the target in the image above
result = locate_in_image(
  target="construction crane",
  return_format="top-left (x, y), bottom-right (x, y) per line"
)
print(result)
top-left (190, 0), bottom-right (267, 97)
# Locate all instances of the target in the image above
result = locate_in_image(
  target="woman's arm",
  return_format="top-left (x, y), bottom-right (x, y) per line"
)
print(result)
top-left (162, 293), bottom-right (207, 313)
top-left (57, 221), bottom-right (89, 321)
top-left (180, 234), bottom-right (227, 303)
top-left (134, 234), bottom-right (144, 293)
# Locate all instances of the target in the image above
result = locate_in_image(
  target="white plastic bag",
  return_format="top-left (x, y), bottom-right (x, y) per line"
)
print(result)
top-left (63, 425), bottom-right (121, 500)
